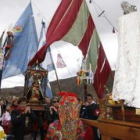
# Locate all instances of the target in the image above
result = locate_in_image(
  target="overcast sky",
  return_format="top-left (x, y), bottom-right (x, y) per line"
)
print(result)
top-left (1, 0), bottom-right (139, 67)
top-left (0, 0), bottom-right (140, 88)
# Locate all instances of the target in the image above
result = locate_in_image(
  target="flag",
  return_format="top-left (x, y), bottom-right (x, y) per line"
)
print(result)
top-left (37, 20), bottom-right (55, 72)
top-left (28, 0), bottom-right (111, 99)
top-left (29, 0), bottom-right (97, 68)
top-left (38, 20), bottom-right (46, 50)
top-left (45, 77), bottom-right (53, 98)
top-left (93, 45), bottom-right (111, 99)
top-left (0, 31), bottom-right (5, 89)
top-left (0, 31), bottom-right (5, 70)
top-left (38, 23), bottom-right (53, 98)
top-left (57, 53), bottom-right (66, 68)
top-left (41, 46), bottom-right (55, 72)
top-left (2, 2), bottom-right (39, 79)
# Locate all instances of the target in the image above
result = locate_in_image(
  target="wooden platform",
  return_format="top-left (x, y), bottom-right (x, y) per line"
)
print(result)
top-left (81, 119), bottom-right (140, 140)
top-left (27, 104), bottom-right (45, 111)
top-left (110, 105), bottom-right (140, 123)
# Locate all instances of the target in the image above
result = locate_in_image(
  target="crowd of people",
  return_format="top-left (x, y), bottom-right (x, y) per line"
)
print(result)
top-left (0, 93), bottom-right (100, 140)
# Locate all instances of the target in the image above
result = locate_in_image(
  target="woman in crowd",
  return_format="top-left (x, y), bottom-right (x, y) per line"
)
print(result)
top-left (0, 105), bottom-right (11, 134)
top-left (11, 98), bottom-right (19, 112)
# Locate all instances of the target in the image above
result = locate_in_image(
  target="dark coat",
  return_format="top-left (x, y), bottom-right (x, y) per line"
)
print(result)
top-left (87, 103), bottom-right (99, 120)
top-left (11, 109), bottom-right (37, 140)
top-left (80, 105), bottom-right (89, 119)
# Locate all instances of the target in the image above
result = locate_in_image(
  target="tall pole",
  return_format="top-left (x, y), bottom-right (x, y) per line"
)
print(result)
top-left (0, 31), bottom-right (6, 96)
top-left (54, 67), bottom-right (62, 92)
top-left (84, 84), bottom-right (87, 96)
top-left (49, 47), bottom-right (61, 92)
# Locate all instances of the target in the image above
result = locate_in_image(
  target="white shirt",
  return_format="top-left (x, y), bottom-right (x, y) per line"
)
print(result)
top-left (0, 111), bottom-right (11, 123)
top-left (90, 101), bottom-right (96, 105)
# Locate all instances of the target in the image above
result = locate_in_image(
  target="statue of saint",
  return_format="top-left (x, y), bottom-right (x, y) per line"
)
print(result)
top-left (27, 73), bottom-right (44, 102)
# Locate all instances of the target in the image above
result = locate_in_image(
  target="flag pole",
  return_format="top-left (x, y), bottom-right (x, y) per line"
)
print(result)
top-left (0, 31), bottom-right (5, 47)
top-left (54, 66), bottom-right (62, 92)
top-left (49, 47), bottom-right (62, 92)
top-left (0, 30), bottom-right (6, 96)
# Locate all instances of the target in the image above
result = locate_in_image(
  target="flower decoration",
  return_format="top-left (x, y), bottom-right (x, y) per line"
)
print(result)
top-left (76, 60), bottom-right (94, 85)
top-left (0, 126), bottom-right (6, 140)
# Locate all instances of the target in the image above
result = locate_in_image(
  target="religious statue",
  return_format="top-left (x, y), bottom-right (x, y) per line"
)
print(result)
top-left (27, 72), bottom-right (44, 103)
top-left (24, 61), bottom-right (48, 111)
top-left (4, 31), bottom-right (14, 60)
top-left (113, 4), bottom-right (140, 108)
top-left (121, 1), bottom-right (137, 15)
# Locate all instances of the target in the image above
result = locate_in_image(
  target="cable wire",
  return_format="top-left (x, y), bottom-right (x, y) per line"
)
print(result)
top-left (90, 0), bottom-right (118, 32)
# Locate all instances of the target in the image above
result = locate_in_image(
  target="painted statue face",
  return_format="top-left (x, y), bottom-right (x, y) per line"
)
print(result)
top-left (58, 95), bottom-right (81, 139)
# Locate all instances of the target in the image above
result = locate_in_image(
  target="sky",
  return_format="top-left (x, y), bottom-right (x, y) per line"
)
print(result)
top-left (0, 0), bottom-right (140, 88)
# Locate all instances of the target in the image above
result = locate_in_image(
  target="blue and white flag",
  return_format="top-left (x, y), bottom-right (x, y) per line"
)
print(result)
top-left (43, 47), bottom-right (54, 98)
top-left (2, 2), bottom-right (39, 79)
top-left (38, 22), bottom-right (53, 98)
top-left (45, 77), bottom-right (53, 98)
top-left (41, 46), bottom-right (55, 72)
top-left (38, 20), bottom-right (46, 50)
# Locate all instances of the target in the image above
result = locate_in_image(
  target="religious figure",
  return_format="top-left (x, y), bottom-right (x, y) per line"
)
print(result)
top-left (112, 9), bottom-right (140, 108)
top-left (27, 73), bottom-right (44, 102)
top-left (4, 31), bottom-right (14, 60)
top-left (121, 1), bottom-right (137, 15)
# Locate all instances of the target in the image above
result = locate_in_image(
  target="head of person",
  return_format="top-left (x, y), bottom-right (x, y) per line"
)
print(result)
top-left (52, 98), bottom-right (59, 108)
top-left (83, 100), bottom-right (89, 106)
top-left (58, 92), bottom-right (81, 139)
top-left (18, 97), bottom-right (27, 111)
top-left (6, 105), bottom-right (11, 112)
top-left (12, 98), bottom-right (19, 107)
top-left (0, 99), bottom-right (4, 106)
top-left (45, 97), bottom-right (51, 105)
top-left (86, 94), bottom-right (93, 104)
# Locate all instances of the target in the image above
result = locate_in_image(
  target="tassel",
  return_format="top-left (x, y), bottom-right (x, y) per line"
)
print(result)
top-left (112, 27), bottom-right (115, 33)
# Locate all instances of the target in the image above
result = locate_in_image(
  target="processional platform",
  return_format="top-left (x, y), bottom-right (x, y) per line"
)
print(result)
top-left (24, 62), bottom-right (48, 111)
top-left (82, 118), bottom-right (140, 140)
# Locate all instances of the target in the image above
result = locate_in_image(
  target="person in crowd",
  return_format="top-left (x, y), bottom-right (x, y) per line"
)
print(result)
top-left (86, 94), bottom-right (100, 140)
top-left (7, 96), bottom-right (12, 105)
top-left (86, 94), bottom-right (99, 120)
top-left (33, 97), bottom-right (52, 140)
top-left (0, 99), bottom-right (6, 124)
top-left (49, 98), bottom-right (59, 123)
top-left (0, 105), bottom-right (11, 134)
top-left (45, 97), bottom-right (51, 106)
top-left (11, 97), bottom-right (37, 140)
top-left (80, 99), bottom-right (89, 119)
top-left (11, 98), bottom-right (19, 112)
top-left (33, 111), bottom-right (45, 140)
top-left (43, 97), bottom-right (52, 135)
